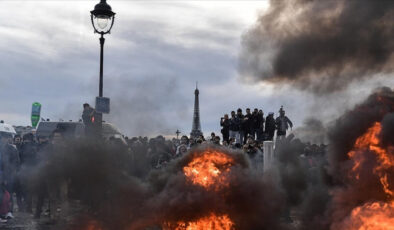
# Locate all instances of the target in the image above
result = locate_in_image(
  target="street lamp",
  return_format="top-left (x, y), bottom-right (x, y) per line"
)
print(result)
top-left (91, 0), bottom-right (115, 97)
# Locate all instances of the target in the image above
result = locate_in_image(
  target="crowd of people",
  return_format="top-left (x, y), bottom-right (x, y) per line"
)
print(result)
top-left (0, 105), bottom-right (327, 223)
top-left (220, 106), bottom-right (293, 144)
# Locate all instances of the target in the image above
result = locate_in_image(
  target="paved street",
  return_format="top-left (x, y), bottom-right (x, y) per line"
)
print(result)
top-left (0, 212), bottom-right (54, 230)
top-left (0, 200), bottom-right (86, 230)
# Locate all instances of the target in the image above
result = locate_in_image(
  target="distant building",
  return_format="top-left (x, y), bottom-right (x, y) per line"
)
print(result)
top-left (190, 83), bottom-right (203, 138)
top-left (13, 126), bottom-right (34, 136)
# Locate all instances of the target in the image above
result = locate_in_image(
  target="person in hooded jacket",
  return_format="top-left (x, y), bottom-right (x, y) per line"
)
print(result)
top-left (220, 114), bottom-right (230, 143)
top-left (265, 112), bottom-right (276, 141)
top-left (255, 109), bottom-right (265, 141)
top-left (35, 128), bottom-right (69, 220)
top-left (0, 133), bottom-right (20, 218)
top-left (275, 106), bottom-right (293, 139)
top-left (15, 133), bottom-right (39, 212)
top-left (229, 111), bottom-right (241, 144)
top-left (12, 134), bottom-right (24, 212)
top-left (243, 108), bottom-right (253, 142)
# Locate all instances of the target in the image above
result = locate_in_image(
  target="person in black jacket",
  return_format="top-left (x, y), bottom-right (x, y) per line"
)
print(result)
top-left (0, 133), bottom-right (20, 217)
top-left (243, 108), bottom-right (253, 143)
top-left (13, 134), bottom-right (23, 212)
top-left (265, 112), bottom-right (276, 141)
top-left (19, 133), bottom-right (39, 213)
top-left (35, 127), bottom-right (69, 220)
top-left (256, 109), bottom-right (265, 141)
top-left (229, 111), bottom-right (241, 144)
top-left (13, 135), bottom-right (22, 153)
top-left (276, 106), bottom-right (293, 139)
top-left (82, 103), bottom-right (95, 136)
top-left (237, 108), bottom-right (246, 144)
top-left (236, 108), bottom-right (246, 145)
top-left (220, 114), bottom-right (230, 143)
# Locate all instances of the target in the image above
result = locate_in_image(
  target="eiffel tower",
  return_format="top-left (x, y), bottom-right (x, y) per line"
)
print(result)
top-left (190, 83), bottom-right (203, 138)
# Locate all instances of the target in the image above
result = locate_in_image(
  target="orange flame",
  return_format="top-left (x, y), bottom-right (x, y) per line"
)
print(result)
top-left (183, 149), bottom-right (235, 190)
top-left (340, 201), bottom-right (394, 230)
top-left (347, 122), bottom-right (394, 196)
top-left (163, 150), bottom-right (236, 229)
top-left (164, 213), bottom-right (234, 230)
top-left (81, 220), bottom-right (103, 230)
top-left (345, 122), bottom-right (394, 229)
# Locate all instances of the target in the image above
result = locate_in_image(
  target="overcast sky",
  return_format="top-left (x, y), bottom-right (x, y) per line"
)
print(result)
top-left (0, 1), bottom-right (392, 137)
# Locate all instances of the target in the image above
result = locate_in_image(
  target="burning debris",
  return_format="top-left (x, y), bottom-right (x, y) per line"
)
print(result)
top-left (324, 87), bottom-right (394, 230)
top-left (329, 121), bottom-right (394, 230)
top-left (164, 213), bottom-right (234, 230)
top-left (43, 145), bottom-right (283, 230)
top-left (239, 0), bottom-right (394, 93)
top-left (339, 201), bottom-right (394, 230)
top-left (183, 149), bottom-right (235, 190)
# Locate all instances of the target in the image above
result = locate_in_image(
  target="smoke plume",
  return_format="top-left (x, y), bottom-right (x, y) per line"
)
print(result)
top-left (31, 143), bottom-right (289, 230)
top-left (27, 87), bottom-right (394, 230)
top-left (239, 0), bottom-right (394, 94)
top-left (292, 118), bottom-right (326, 144)
top-left (105, 75), bottom-right (188, 137)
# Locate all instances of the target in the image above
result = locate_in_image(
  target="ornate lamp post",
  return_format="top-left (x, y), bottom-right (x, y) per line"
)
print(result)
top-left (91, 0), bottom-right (115, 97)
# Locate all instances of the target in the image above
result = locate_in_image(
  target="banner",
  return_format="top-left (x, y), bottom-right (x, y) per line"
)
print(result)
top-left (31, 102), bottom-right (41, 128)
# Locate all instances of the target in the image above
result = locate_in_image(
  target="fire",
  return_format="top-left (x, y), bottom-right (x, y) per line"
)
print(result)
top-left (163, 150), bottom-right (236, 230)
top-left (183, 149), bottom-right (235, 190)
top-left (347, 122), bottom-right (394, 195)
top-left (345, 122), bottom-right (394, 229)
top-left (165, 213), bottom-right (234, 230)
top-left (341, 201), bottom-right (394, 230)
top-left (81, 220), bottom-right (103, 230)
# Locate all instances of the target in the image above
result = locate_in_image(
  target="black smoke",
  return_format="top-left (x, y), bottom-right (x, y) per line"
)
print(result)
top-left (28, 87), bottom-right (394, 230)
top-left (32, 143), bottom-right (290, 230)
top-left (106, 75), bottom-right (188, 137)
top-left (239, 0), bottom-right (394, 94)
top-left (266, 87), bottom-right (394, 230)
top-left (327, 87), bottom-right (394, 174)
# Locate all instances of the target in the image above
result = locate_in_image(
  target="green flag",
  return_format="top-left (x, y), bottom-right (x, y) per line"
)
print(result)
top-left (31, 102), bottom-right (41, 128)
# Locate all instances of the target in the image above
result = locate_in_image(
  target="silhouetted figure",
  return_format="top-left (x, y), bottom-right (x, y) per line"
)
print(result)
top-left (220, 114), bottom-right (230, 143)
top-left (275, 106), bottom-right (293, 139)
top-left (256, 109), bottom-right (265, 141)
top-left (82, 103), bottom-right (95, 136)
top-left (265, 112), bottom-right (276, 141)
top-left (237, 108), bottom-right (246, 144)
top-left (229, 111), bottom-right (241, 144)
top-left (244, 108), bottom-right (253, 143)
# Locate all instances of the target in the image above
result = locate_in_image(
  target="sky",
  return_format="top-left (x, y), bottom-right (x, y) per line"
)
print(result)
top-left (0, 0), bottom-right (392, 138)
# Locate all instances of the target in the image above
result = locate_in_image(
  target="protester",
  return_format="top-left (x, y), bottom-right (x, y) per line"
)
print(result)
top-left (220, 114), bottom-right (230, 143)
top-left (176, 143), bottom-right (188, 157)
top-left (0, 184), bottom-right (11, 222)
top-left (244, 108), bottom-right (253, 142)
top-left (13, 134), bottom-right (23, 212)
top-left (265, 112), bottom-right (276, 141)
top-left (210, 132), bottom-right (216, 141)
top-left (82, 103), bottom-right (95, 136)
top-left (35, 127), bottom-right (69, 220)
top-left (275, 106), bottom-right (293, 139)
top-left (213, 136), bottom-right (221, 145)
top-left (13, 135), bottom-right (22, 152)
top-left (0, 132), bottom-right (20, 219)
top-left (229, 111), bottom-right (241, 144)
top-left (236, 108), bottom-right (245, 144)
top-left (250, 109), bottom-right (259, 140)
top-left (18, 133), bottom-right (39, 213)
